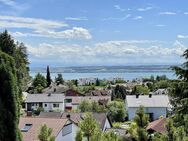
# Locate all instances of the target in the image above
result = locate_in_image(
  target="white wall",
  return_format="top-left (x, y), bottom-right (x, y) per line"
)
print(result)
top-left (127, 107), bottom-right (167, 120)
top-left (62, 123), bottom-right (79, 141)
top-left (102, 118), bottom-right (112, 131)
top-left (43, 102), bottom-right (64, 112)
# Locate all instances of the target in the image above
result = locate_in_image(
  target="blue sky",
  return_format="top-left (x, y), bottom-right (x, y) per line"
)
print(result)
top-left (0, 0), bottom-right (187, 67)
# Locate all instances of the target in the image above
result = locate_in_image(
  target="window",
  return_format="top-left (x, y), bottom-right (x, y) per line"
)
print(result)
top-left (53, 103), bottom-right (59, 108)
top-left (44, 104), bottom-right (47, 107)
top-left (21, 124), bottom-right (32, 132)
top-left (65, 99), bottom-right (72, 103)
top-left (62, 124), bottom-right (72, 136)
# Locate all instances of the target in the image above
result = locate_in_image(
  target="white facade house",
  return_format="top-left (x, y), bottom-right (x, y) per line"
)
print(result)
top-left (25, 94), bottom-right (65, 112)
top-left (78, 77), bottom-right (97, 85)
top-left (126, 95), bottom-right (170, 121)
top-left (38, 112), bottom-right (112, 141)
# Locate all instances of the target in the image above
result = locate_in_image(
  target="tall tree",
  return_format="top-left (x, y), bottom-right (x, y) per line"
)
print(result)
top-left (170, 49), bottom-right (188, 125)
top-left (79, 113), bottom-right (99, 141)
top-left (0, 30), bottom-right (15, 55)
top-left (166, 119), bottom-right (177, 141)
top-left (0, 51), bottom-right (21, 141)
top-left (38, 124), bottom-right (55, 141)
top-left (96, 78), bottom-right (100, 86)
top-left (134, 106), bottom-right (149, 141)
top-left (55, 73), bottom-right (64, 85)
top-left (46, 65), bottom-right (51, 87)
top-left (0, 30), bottom-right (30, 92)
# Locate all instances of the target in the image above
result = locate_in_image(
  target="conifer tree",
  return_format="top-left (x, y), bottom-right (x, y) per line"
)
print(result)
top-left (170, 49), bottom-right (188, 125)
top-left (46, 65), bottom-right (51, 87)
top-left (0, 51), bottom-right (21, 141)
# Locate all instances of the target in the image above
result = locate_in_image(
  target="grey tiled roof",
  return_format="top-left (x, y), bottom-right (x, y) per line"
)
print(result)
top-left (126, 95), bottom-right (170, 108)
top-left (25, 94), bottom-right (64, 103)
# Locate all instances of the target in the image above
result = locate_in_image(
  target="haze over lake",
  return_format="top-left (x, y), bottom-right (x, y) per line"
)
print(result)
top-left (30, 65), bottom-right (176, 80)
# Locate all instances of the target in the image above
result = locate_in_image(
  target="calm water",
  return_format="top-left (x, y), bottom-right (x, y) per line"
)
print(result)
top-left (30, 65), bottom-right (176, 80)
top-left (30, 72), bottom-right (175, 80)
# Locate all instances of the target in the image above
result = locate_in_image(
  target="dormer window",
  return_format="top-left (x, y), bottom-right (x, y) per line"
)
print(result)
top-left (21, 124), bottom-right (32, 132)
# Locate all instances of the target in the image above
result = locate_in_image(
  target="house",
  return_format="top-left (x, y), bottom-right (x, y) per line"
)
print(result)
top-left (146, 118), bottom-right (167, 134)
top-left (78, 77), bottom-right (97, 85)
top-left (65, 89), bottom-right (84, 96)
top-left (126, 95), bottom-right (170, 121)
top-left (19, 117), bottom-right (73, 141)
top-left (154, 89), bottom-right (168, 95)
top-left (25, 94), bottom-right (65, 112)
top-left (39, 112), bottom-right (112, 141)
top-left (62, 112), bottom-right (112, 141)
top-left (64, 96), bottom-right (111, 111)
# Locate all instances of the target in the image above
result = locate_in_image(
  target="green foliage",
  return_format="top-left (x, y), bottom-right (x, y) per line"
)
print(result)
top-left (146, 82), bottom-right (155, 91)
top-left (32, 73), bottom-right (47, 93)
top-left (34, 107), bottom-right (44, 115)
top-left (112, 85), bottom-right (127, 100)
top-left (102, 131), bottom-right (121, 141)
top-left (78, 100), bottom-right (106, 112)
top-left (96, 78), bottom-right (100, 86)
top-left (107, 100), bottom-right (126, 122)
top-left (155, 80), bottom-right (170, 89)
top-left (79, 113), bottom-right (99, 141)
top-left (75, 130), bottom-right (83, 141)
top-left (46, 65), bottom-right (51, 87)
top-left (0, 30), bottom-right (30, 92)
top-left (38, 124), bottom-right (55, 141)
top-left (0, 30), bottom-right (15, 55)
top-left (132, 85), bottom-right (149, 95)
top-left (156, 75), bottom-right (168, 81)
top-left (115, 79), bottom-right (126, 84)
top-left (78, 85), bottom-right (95, 93)
top-left (132, 106), bottom-right (149, 141)
top-left (55, 73), bottom-right (64, 85)
top-left (0, 51), bottom-right (22, 141)
top-left (134, 106), bottom-right (148, 128)
top-left (166, 119), bottom-right (177, 141)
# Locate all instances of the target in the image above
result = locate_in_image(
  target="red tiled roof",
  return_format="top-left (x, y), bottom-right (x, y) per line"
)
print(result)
top-left (19, 117), bottom-right (68, 141)
top-left (146, 118), bottom-right (167, 134)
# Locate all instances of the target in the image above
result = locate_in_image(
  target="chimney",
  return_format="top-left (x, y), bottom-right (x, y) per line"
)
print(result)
top-left (149, 93), bottom-right (152, 98)
top-left (66, 114), bottom-right (70, 119)
top-left (136, 94), bottom-right (139, 98)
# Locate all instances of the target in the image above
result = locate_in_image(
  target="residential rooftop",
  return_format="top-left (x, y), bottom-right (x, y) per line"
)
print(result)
top-left (25, 93), bottom-right (65, 103)
top-left (19, 117), bottom-right (68, 141)
top-left (126, 95), bottom-right (170, 108)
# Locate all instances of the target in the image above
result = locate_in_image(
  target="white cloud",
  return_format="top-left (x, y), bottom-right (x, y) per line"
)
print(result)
top-left (137, 7), bottom-right (153, 11)
top-left (102, 14), bottom-right (131, 21)
top-left (184, 12), bottom-right (188, 15)
top-left (133, 16), bottom-right (143, 20)
top-left (12, 27), bottom-right (92, 40)
top-left (177, 34), bottom-right (188, 39)
top-left (27, 40), bottom-right (186, 66)
top-left (65, 17), bottom-right (88, 21)
top-left (159, 12), bottom-right (176, 15)
top-left (0, 15), bottom-right (68, 30)
top-left (114, 5), bottom-right (126, 12)
top-left (156, 24), bottom-right (166, 27)
top-left (1, 15), bottom-right (92, 40)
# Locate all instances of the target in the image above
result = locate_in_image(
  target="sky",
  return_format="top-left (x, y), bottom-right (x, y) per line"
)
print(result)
top-left (0, 0), bottom-right (187, 67)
